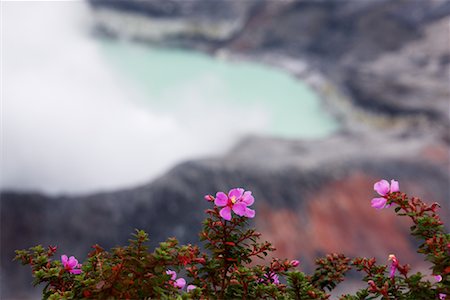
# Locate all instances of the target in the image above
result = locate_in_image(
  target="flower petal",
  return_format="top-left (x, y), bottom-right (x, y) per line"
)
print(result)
top-left (241, 191), bottom-right (254, 206)
top-left (390, 264), bottom-right (396, 278)
top-left (232, 203), bottom-right (247, 216)
top-left (187, 284), bottom-right (197, 292)
top-left (228, 188), bottom-right (244, 200)
top-left (374, 180), bottom-right (390, 196)
top-left (68, 256), bottom-right (78, 268)
top-left (174, 278), bottom-right (186, 289)
top-left (61, 255), bottom-right (68, 264)
top-left (245, 208), bottom-right (256, 218)
top-left (219, 207), bottom-right (232, 221)
top-left (390, 180), bottom-right (399, 193)
top-left (371, 197), bottom-right (387, 209)
top-left (166, 269), bottom-right (177, 280)
top-left (70, 269), bottom-right (82, 275)
top-left (265, 272), bottom-right (280, 285)
top-left (272, 274), bottom-right (280, 285)
top-left (214, 192), bottom-right (228, 207)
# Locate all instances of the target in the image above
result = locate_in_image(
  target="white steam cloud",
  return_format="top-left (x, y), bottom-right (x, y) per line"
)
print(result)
top-left (1, 2), bottom-right (270, 194)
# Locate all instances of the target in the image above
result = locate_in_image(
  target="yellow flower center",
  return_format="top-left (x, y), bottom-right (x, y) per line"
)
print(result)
top-left (230, 196), bottom-right (237, 204)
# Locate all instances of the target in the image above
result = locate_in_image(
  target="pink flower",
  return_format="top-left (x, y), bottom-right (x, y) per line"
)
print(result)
top-left (61, 255), bottom-right (82, 275)
top-left (174, 278), bottom-right (186, 289)
top-left (264, 272), bottom-right (280, 285)
top-left (435, 275), bottom-right (442, 282)
top-left (388, 254), bottom-right (399, 278)
top-left (290, 260), bottom-right (300, 267)
top-left (258, 271), bottom-right (280, 285)
top-left (187, 285), bottom-right (197, 292)
top-left (166, 269), bottom-right (186, 289)
top-left (439, 294), bottom-right (447, 300)
top-left (371, 179), bottom-right (399, 209)
top-left (214, 188), bottom-right (255, 221)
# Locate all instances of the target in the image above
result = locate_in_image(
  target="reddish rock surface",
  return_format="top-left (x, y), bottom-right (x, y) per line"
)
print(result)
top-left (256, 172), bottom-right (443, 271)
top-left (420, 143), bottom-right (450, 167)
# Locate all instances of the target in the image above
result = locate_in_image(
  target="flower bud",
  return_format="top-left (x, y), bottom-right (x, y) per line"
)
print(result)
top-left (431, 202), bottom-right (440, 212)
top-left (290, 260), bottom-right (300, 267)
top-left (204, 195), bottom-right (214, 202)
top-left (367, 280), bottom-right (377, 292)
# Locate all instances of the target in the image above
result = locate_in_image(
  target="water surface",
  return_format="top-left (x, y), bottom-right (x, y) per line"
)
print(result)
top-left (101, 40), bottom-right (338, 138)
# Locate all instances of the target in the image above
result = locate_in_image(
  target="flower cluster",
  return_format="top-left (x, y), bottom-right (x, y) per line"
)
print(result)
top-left (15, 181), bottom-right (449, 299)
top-left (166, 269), bottom-right (186, 289)
top-left (165, 269), bottom-right (197, 292)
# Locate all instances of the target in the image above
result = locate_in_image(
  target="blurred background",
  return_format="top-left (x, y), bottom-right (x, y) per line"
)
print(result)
top-left (1, 0), bottom-right (449, 298)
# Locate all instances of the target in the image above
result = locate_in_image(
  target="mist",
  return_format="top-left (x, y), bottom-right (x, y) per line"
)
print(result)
top-left (2, 2), bottom-right (240, 194)
top-left (3, 2), bottom-right (324, 194)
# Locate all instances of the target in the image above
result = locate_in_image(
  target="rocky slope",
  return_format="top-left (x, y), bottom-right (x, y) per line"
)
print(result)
top-left (2, 0), bottom-right (450, 298)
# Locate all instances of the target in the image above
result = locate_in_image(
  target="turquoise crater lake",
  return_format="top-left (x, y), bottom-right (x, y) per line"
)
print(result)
top-left (100, 40), bottom-right (339, 139)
